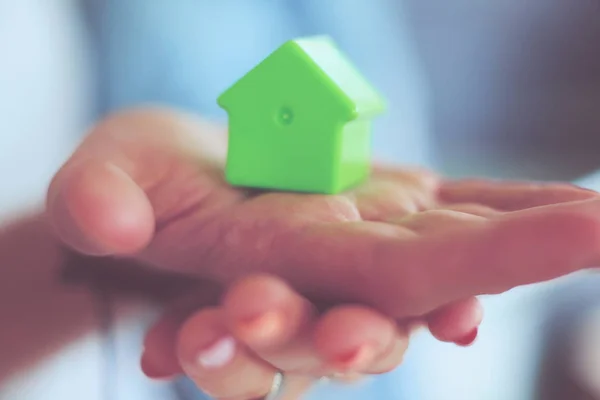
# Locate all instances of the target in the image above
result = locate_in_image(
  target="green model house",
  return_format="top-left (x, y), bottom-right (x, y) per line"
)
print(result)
top-left (218, 35), bottom-right (386, 194)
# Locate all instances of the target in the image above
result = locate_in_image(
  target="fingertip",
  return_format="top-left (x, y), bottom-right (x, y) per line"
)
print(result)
top-left (140, 351), bottom-right (180, 381)
top-left (313, 306), bottom-right (396, 371)
top-left (497, 201), bottom-right (600, 269)
top-left (48, 159), bottom-right (155, 255)
top-left (223, 274), bottom-right (310, 348)
top-left (140, 315), bottom-right (185, 380)
top-left (176, 308), bottom-right (225, 367)
top-left (427, 297), bottom-right (483, 344)
top-left (223, 274), bottom-right (293, 311)
top-left (175, 307), bottom-right (280, 399)
top-left (454, 327), bottom-right (479, 347)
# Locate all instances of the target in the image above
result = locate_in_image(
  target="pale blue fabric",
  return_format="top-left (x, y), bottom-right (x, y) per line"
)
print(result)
top-left (86, 1), bottom-right (434, 398)
top-left (90, 0), bottom-right (434, 168)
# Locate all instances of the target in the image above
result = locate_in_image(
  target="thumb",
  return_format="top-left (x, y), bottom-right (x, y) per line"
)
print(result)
top-left (47, 159), bottom-right (154, 256)
top-left (46, 107), bottom-right (227, 256)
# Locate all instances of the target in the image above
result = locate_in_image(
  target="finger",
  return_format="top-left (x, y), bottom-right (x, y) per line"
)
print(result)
top-left (390, 208), bottom-right (485, 343)
top-left (141, 286), bottom-right (223, 380)
top-left (397, 199), bottom-right (600, 312)
top-left (440, 203), bottom-right (500, 218)
top-left (366, 330), bottom-right (410, 375)
top-left (222, 274), bottom-right (321, 373)
top-left (312, 305), bottom-right (403, 375)
top-left (176, 307), bottom-right (283, 399)
top-left (278, 198), bottom-right (600, 317)
top-left (47, 159), bottom-right (155, 255)
top-left (426, 297), bottom-right (483, 345)
top-left (223, 275), bottom-right (407, 378)
top-left (141, 310), bottom-right (185, 380)
top-left (352, 166), bottom-right (439, 221)
top-left (389, 207), bottom-right (485, 344)
top-left (46, 108), bottom-right (233, 256)
top-left (390, 209), bottom-right (487, 234)
top-left (439, 179), bottom-right (599, 211)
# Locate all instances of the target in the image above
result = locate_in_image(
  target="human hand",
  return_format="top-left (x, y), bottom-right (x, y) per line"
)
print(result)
top-left (47, 107), bottom-right (600, 314)
top-left (45, 108), bottom-right (484, 398)
top-left (46, 108), bottom-right (600, 397)
top-left (46, 107), bottom-right (492, 328)
top-left (142, 273), bottom-right (415, 399)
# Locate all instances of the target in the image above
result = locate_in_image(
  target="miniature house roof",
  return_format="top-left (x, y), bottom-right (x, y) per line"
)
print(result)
top-left (218, 36), bottom-right (386, 121)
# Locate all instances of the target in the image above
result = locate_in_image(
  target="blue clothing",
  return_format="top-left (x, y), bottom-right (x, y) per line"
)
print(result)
top-left (89, 0), bottom-right (434, 168)
top-left (86, 1), bottom-right (434, 398)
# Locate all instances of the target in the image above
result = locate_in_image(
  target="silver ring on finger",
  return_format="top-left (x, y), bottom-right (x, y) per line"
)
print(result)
top-left (263, 371), bottom-right (286, 400)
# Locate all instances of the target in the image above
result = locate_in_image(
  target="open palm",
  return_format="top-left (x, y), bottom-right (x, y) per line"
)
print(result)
top-left (47, 108), bottom-right (600, 398)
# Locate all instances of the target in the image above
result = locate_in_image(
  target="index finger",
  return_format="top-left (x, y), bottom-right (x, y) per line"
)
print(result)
top-left (276, 198), bottom-right (600, 317)
top-left (439, 179), bottom-right (598, 211)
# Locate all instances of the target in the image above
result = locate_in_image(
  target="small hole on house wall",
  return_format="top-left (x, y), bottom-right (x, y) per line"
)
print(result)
top-left (276, 107), bottom-right (294, 126)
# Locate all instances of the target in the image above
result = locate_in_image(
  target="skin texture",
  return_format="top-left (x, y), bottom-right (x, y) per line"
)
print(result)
top-left (42, 107), bottom-right (600, 399)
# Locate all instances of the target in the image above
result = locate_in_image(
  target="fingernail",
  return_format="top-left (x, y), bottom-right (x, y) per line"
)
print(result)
top-left (140, 352), bottom-right (176, 380)
top-left (455, 328), bottom-right (478, 347)
top-left (239, 311), bottom-right (283, 340)
top-left (196, 336), bottom-right (236, 369)
top-left (332, 344), bottom-right (376, 370)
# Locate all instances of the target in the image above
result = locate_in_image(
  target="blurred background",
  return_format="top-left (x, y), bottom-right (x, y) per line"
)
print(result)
top-left (407, 0), bottom-right (600, 180)
top-left (1, 0), bottom-right (600, 399)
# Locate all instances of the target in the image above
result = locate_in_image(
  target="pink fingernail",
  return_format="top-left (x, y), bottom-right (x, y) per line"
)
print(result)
top-left (196, 336), bottom-right (236, 369)
top-left (238, 311), bottom-right (283, 340)
top-left (140, 352), bottom-right (177, 380)
top-left (455, 328), bottom-right (478, 347)
top-left (331, 343), bottom-right (377, 371)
